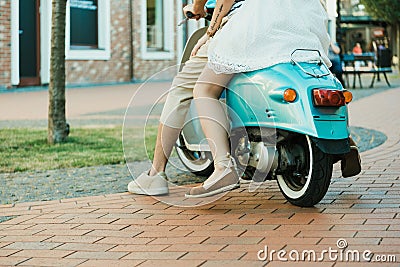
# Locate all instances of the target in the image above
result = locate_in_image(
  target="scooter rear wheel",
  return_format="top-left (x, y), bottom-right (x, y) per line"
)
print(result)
top-left (277, 135), bottom-right (333, 207)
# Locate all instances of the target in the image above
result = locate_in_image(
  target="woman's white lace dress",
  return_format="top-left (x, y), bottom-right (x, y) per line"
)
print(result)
top-left (208, 0), bottom-right (332, 74)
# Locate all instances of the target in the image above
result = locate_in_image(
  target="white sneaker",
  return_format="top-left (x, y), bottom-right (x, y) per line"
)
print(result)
top-left (127, 171), bottom-right (169, 196)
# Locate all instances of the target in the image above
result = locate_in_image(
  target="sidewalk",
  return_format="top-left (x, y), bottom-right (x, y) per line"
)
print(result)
top-left (0, 73), bottom-right (399, 128)
top-left (0, 81), bottom-right (171, 128)
top-left (0, 75), bottom-right (400, 266)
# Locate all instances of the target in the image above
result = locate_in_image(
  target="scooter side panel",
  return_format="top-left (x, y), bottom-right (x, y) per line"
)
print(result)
top-left (226, 63), bottom-right (350, 140)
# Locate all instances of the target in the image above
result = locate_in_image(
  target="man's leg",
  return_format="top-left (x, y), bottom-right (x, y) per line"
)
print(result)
top-left (149, 123), bottom-right (180, 176)
top-left (128, 39), bottom-right (210, 195)
top-left (151, 40), bottom-right (210, 174)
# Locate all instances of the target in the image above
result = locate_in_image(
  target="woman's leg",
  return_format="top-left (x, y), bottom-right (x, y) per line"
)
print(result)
top-left (186, 67), bottom-right (239, 197)
top-left (193, 70), bottom-right (233, 161)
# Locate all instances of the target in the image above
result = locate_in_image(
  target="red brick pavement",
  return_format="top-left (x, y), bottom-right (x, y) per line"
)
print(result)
top-left (1, 88), bottom-right (400, 266)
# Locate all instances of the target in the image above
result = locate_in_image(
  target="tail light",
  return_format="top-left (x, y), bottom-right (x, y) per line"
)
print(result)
top-left (312, 89), bottom-right (348, 107)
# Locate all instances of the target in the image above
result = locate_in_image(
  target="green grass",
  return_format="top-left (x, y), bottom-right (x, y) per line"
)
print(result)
top-left (0, 127), bottom-right (158, 173)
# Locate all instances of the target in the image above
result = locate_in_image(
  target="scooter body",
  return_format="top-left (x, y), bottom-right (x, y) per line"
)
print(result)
top-left (227, 62), bottom-right (349, 141)
top-left (175, 28), bottom-right (351, 207)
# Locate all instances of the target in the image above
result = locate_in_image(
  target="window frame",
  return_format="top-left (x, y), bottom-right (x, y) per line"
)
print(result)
top-left (65, 0), bottom-right (111, 60)
top-left (140, 0), bottom-right (175, 60)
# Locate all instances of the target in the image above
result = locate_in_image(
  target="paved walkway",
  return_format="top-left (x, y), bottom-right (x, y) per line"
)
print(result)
top-left (0, 73), bottom-right (399, 129)
top-left (0, 82), bottom-right (169, 128)
top-left (0, 75), bottom-right (394, 206)
top-left (0, 76), bottom-right (400, 266)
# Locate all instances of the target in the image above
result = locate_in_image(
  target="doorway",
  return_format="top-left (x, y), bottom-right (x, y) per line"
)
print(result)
top-left (19, 0), bottom-right (41, 86)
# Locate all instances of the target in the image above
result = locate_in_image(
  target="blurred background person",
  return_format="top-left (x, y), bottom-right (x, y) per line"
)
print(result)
top-left (328, 42), bottom-right (345, 86)
top-left (352, 42), bottom-right (363, 54)
top-left (352, 42), bottom-right (363, 70)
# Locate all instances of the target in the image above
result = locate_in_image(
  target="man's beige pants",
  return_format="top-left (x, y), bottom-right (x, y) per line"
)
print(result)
top-left (159, 41), bottom-right (209, 129)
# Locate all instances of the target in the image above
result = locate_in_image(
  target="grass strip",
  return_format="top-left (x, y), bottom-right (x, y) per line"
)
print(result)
top-left (0, 127), bottom-right (157, 173)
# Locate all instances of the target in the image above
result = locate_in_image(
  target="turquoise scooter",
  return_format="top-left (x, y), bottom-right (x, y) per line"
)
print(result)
top-left (175, 27), bottom-right (353, 207)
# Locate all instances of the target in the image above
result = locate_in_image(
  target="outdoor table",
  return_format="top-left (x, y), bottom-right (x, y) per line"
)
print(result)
top-left (342, 52), bottom-right (392, 89)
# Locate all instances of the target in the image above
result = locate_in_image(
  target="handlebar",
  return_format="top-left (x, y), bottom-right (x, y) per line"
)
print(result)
top-left (178, 8), bottom-right (213, 26)
top-left (186, 8), bottom-right (214, 21)
top-left (186, 11), bottom-right (195, 19)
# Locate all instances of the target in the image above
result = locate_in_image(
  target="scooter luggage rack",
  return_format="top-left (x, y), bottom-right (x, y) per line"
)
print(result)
top-left (290, 49), bottom-right (330, 78)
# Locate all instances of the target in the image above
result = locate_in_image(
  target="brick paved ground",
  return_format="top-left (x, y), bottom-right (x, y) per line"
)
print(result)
top-left (0, 81), bottom-right (400, 266)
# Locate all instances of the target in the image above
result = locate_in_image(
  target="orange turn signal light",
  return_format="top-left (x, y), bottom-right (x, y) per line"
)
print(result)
top-left (343, 90), bottom-right (353, 104)
top-left (283, 88), bottom-right (297, 102)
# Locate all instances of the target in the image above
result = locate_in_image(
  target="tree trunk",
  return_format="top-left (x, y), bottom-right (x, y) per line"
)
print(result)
top-left (48, 0), bottom-right (68, 144)
top-left (397, 23), bottom-right (400, 72)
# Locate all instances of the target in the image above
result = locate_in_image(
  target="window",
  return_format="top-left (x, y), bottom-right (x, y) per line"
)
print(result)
top-left (66, 0), bottom-right (110, 60)
top-left (70, 0), bottom-right (98, 48)
top-left (146, 0), bottom-right (163, 51)
top-left (141, 0), bottom-right (174, 60)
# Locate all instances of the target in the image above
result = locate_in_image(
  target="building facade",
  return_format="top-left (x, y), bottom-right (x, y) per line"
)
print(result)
top-left (339, 0), bottom-right (389, 53)
top-left (1, 0), bottom-right (395, 89)
top-left (0, 0), bottom-right (205, 88)
top-left (335, 0), bottom-right (398, 59)
top-left (0, 0), bottom-right (12, 87)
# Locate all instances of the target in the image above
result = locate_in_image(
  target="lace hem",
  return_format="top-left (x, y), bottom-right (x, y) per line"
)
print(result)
top-left (208, 53), bottom-right (252, 74)
top-left (208, 51), bottom-right (331, 74)
top-left (208, 52), bottom-right (291, 74)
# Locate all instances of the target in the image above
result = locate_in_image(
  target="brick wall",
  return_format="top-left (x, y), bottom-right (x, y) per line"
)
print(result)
top-left (0, 0), bottom-right (181, 88)
top-left (66, 0), bottom-right (179, 85)
top-left (65, 0), bottom-right (133, 85)
top-left (0, 0), bottom-right (11, 88)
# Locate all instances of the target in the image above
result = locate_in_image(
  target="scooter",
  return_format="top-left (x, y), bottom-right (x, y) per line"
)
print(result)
top-left (175, 26), bottom-right (353, 207)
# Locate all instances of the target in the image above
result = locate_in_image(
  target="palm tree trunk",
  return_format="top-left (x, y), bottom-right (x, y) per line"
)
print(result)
top-left (48, 0), bottom-right (68, 144)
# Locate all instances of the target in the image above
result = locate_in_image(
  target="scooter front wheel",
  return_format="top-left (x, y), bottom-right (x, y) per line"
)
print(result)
top-left (175, 133), bottom-right (214, 176)
top-left (277, 135), bottom-right (333, 207)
